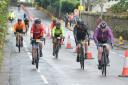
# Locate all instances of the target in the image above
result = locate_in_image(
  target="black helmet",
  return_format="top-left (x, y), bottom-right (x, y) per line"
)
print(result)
top-left (56, 22), bottom-right (61, 28)
top-left (34, 18), bottom-right (41, 24)
top-left (100, 22), bottom-right (107, 29)
top-left (18, 18), bottom-right (22, 22)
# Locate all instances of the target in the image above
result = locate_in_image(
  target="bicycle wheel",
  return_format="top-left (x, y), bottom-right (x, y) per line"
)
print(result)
top-left (36, 49), bottom-right (39, 69)
top-left (18, 38), bottom-right (21, 52)
top-left (101, 48), bottom-right (107, 76)
top-left (55, 44), bottom-right (60, 59)
top-left (102, 65), bottom-right (107, 76)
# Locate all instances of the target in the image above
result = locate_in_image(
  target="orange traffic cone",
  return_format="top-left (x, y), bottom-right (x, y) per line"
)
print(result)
top-left (87, 52), bottom-right (93, 59)
top-left (66, 34), bottom-right (72, 49)
top-left (119, 50), bottom-right (128, 77)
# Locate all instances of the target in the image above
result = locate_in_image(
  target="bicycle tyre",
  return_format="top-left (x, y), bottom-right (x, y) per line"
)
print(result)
top-left (80, 59), bottom-right (84, 70)
top-left (80, 43), bottom-right (84, 70)
top-left (55, 44), bottom-right (60, 59)
top-left (36, 49), bottom-right (39, 69)
top-left (18, 38), bottom-right (21, 52)
top-left (101, 47), bottom-right (107, 76)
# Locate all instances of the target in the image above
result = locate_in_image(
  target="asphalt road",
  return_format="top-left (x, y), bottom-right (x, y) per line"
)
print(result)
top-left (5, 6), bottom-right (128, 85)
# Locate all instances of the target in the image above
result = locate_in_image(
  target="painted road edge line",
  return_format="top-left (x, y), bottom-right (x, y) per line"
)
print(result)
top-left (24, 42), bottom-right (49, 84)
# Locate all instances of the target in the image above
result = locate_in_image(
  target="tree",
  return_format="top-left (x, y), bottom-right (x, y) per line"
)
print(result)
top-left (109, 0), bottom-right (128, 13)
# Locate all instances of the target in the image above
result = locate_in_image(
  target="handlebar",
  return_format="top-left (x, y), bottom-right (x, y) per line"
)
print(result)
top-left (31, 38), bottom-right (46, 45)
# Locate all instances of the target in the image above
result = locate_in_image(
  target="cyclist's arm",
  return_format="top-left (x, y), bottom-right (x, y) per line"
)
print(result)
top-left (61, 27), bottom-right (65, 37)
top-left (108, 28), bottom-right (114, 45)
top-left (30, 27), bottom-right (33, 38)
top-left (52, 27), bottom-right (55, 37)
top-left (13, 23), bottom-right (17, 32)
top-left (93, 28), bottom-right (99, 45)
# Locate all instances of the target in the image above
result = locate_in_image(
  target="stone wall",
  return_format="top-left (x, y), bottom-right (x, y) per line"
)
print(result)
top-left (81, 12), bottom-right (128, 39)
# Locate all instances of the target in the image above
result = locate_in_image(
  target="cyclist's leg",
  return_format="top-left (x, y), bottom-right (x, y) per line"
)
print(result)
top-left (16, 34), bottom-right (18, 47)
top-left (76, 43), bottom-right (81, 62)
top-left (32, 45), bottom-right (36, 64)
top-left (52, 38), bottom-right (55, 55)
top-left (39, 42), bottom-right (42, 57)
top-left (84, 40), bottom-right (88, 58)
top-left (97, 46), bottom-right (103, 69)
top-left (21, 35), bottom-right (23, 47)
top-left (105, 44), bottom-right (111, 64)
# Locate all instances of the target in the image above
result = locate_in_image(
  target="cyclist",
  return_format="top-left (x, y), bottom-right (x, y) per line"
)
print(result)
top-left (17, 4), bottom-right (21, 11)
top-left (24, 17), bottom-right (29, 34)
top-left (8, 10), bottom-right (15, 22)
top-left (13, 18), bottom-right (26, 47)
top-left (93, 21), bottom-right (114, 69)
top-left (30, 18), bottom-right (45, 64)
top-left (23, 13), bottom-right (27, 20)
top-left (52, 22), bottom-right (64, 56)
top-left (76, 21), bottom-right (90, 62)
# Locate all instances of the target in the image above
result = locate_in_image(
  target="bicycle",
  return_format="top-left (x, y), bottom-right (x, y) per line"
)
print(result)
top-left (53, 37), bottom-right (61, 59)
top-left (31, 38), bottom-right (45, 69)
top-left (16, 32), bottom-right (23, 52)
top-left (98, 43), bottom-right (109, 76)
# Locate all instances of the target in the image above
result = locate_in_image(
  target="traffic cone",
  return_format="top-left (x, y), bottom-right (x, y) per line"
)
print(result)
top-left (66, 34), bottom-right (72, 49)
top-left (87, 52), bottom-right (93, 59)
top-left (119, 50), bottom-right (128, 77)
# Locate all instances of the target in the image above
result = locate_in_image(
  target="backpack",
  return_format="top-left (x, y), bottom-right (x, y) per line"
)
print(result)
top-left (78, 22), bottom-right (89, 37)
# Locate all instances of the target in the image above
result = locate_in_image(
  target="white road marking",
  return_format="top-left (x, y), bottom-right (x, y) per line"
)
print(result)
top-left (24, 42), bottom-right (48, 84)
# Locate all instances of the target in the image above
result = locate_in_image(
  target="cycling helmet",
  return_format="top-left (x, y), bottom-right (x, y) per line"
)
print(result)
top-left (34, 18), bottom-right (41, 24)
top-left (18, 18), bottom-right (22, 22)
top-left (100, 22), bottom-right (107, 29)
top-left (56, 22), bottom-right (61, 28)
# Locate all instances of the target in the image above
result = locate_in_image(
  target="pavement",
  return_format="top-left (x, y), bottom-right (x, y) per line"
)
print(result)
top-left (0, 6), bottom-right (128, 85)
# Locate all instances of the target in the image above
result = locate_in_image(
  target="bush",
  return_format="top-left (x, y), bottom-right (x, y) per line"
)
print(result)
top-left (61, 1), bottom-right (79, 13)
top-left (0, 0), bottom-right (8, 66)
top-left (110, 0), bottom-right (128, 13)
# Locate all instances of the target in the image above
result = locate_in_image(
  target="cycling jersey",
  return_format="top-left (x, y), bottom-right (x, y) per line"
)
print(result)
top-left (75, 23), bottom-right (89, 43)
top-left (13, 22), bottom-right (26, 32)
top-left (93, 21), bottom-right (114, 44)
top-left (31, 24), bottom-right (45, 39)
top-left (52, 27), bottom-right (64, 38)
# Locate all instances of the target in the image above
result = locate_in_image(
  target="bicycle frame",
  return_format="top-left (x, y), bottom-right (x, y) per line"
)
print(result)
top-left (16, 32), bottom-right (23, 52)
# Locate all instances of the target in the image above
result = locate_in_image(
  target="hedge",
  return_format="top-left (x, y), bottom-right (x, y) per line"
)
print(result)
top-left (0, 0), bottom-right (9, 67)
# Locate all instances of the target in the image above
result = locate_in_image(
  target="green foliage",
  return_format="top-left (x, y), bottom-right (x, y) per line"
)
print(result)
top-left (61, 1), bottom-right (76, 13)
top-left (35, 0), bottom-right (79, 16)
top-left (110, 0), bottom-right (128, 13)
top-left (0, 0), bottom-right (8, 67)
